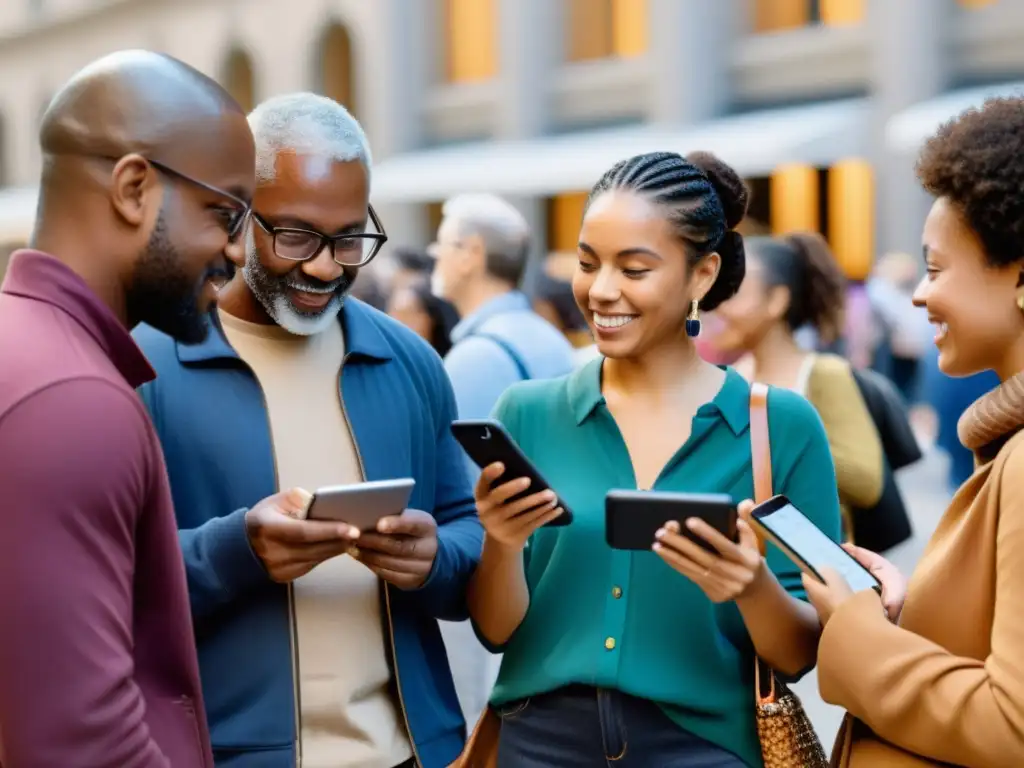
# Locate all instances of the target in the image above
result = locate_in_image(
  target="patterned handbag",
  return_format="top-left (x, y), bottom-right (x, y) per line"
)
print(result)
top-left (749, 383), bottom-right (830, 768)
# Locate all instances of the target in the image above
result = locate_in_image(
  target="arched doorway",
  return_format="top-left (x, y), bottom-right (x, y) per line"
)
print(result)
top-left (221, 47), bottom-right (256, 113)
top-left (317, 22), bottom-right (356, 115)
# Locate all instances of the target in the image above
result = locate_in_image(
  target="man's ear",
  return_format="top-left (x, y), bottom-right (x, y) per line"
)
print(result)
top-left (463, 233), bottom-right (488, 273)
top-left (109, 154), bottom-right (159, 227)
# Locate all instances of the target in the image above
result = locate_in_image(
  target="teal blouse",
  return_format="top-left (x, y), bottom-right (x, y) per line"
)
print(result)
top-left (484, 358), bottom-right (842, 767)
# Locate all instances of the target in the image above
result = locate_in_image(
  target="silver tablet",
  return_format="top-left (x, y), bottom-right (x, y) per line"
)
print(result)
top-left (306, 478), bottom-right (416, 531)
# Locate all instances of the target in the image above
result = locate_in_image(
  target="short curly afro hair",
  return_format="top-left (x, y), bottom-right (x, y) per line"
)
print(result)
top-left (916, 96), bottom-right (1024, 268)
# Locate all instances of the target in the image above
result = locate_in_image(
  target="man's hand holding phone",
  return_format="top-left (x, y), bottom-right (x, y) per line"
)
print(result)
top-left (475, 462), bottom-right (564, 551)
top-left (245, 488), bottom-right (360, 583)
top-left (348, 510), bottom-right (439, 590)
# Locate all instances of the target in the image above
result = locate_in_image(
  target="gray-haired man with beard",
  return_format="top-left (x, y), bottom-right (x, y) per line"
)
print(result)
top-left (133, 93), bottom-right (482, 768)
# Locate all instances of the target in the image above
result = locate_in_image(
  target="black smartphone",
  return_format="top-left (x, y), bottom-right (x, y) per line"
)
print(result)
top-left (605, 491), bottom-right (737, 552)
top-left (750, 495), bottom-right (880, 592)
top-left (450, 419), bottom-right (573, 527)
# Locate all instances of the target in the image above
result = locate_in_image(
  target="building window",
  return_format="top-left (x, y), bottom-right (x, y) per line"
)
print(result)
top-left (221, 48), bottom-right (256, 113)
top-left (827, 159), bottom-right (874, 281)
top-left (546, 192), bottom-right (589, 253)
top-left (318, 23), bottom-right (356, 114)
top-left (426, 202), bottom-right (444, 240)
top-left (566, 0), bottom-right (648, 62)
top-left (762, 161), bottom-right (873, 281)
top-left (444, 0), bottom-right (497, 83)
top-left (753, 0), bottom-right (812, 32)
top-left (612, 0), bottom-right (648, 58)
top-left (770, 164), bottom-right (821, 234)
top-left (753, 0), bottom-right (864, 32)
top-left (819, 0), bottom-right (865, 26)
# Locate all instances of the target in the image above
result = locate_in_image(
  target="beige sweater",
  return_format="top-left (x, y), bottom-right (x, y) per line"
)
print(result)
top-left (818, 372), bottom-right (1024, 767)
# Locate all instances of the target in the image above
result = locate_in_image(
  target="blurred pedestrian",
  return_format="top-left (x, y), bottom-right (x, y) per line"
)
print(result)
top-left (388, 279), bottom-right (460, 357)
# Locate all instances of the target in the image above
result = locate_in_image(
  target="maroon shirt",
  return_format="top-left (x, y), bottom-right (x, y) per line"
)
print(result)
top-left (0, 251), bottom-right (213, 767)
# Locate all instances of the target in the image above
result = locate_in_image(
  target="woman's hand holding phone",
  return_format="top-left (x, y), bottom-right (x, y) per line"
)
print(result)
top-left (475, 462), bottom-right (564, 550)
top-left (653, 499), bottom-right (767, 603)
top-left (840, 543), bottom-right (906, 622)
top-left (802, 544), bottom-right (905, 626)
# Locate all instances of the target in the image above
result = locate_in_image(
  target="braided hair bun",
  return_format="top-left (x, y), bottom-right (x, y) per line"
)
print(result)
top-left (687, 151), bottom-right (750, 311)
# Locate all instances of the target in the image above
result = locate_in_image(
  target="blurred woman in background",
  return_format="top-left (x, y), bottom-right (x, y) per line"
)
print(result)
top-left (713, 233), bottom-right (884, 538)
top-left (387, 279), bottom-right (460, 357)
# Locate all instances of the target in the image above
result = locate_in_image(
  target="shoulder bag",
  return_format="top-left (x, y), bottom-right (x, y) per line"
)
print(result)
top-left (749, 383), bottom-right (831, 768)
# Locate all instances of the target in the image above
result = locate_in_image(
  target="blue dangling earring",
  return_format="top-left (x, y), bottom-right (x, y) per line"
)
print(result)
top-left (685, 299), bottom-right (701, 337)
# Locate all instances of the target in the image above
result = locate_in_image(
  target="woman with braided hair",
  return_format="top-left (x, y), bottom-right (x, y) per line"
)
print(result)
top-left (465, 150), bottom-right (842, 766)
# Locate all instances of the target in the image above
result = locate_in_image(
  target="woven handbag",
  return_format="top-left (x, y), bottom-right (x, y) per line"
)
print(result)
top-left (749, 383), bottom-right (830, 768)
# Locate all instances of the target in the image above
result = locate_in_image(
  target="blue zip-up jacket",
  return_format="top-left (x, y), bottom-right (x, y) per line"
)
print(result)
top-left (133, 299), bottom-right (482, 768)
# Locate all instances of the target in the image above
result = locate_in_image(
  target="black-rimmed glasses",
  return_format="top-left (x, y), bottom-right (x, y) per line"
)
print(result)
top-left (86, 154), bottom-right (252, 239)
top-left (251, 205), bottom-right (388, 267)
top-left (145, 158), bottom-right (252, 239)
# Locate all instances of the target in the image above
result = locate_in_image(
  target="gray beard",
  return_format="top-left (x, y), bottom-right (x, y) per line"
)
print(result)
top-left (241, 230), bottom-right (352, 336)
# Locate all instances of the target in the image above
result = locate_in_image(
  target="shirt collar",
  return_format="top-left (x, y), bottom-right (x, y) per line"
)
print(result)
top-left (451, 290), bottom-right (531, 343)
top-left (1, 250), bottom-right (155, 388)
top-left (566, 356), bottom-right (750, 435)
top-left (175, 294), bottom-right (394, 364)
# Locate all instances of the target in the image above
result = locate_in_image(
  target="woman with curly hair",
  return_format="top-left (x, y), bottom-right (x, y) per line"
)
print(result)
top-left (713, 233), bottom-right (885, 540)
top-left (803, 97), bottom-right (1024, 766)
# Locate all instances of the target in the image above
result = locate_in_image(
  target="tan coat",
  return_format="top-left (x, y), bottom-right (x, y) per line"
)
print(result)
top-left (817, 413), bottom-right (1024, 767)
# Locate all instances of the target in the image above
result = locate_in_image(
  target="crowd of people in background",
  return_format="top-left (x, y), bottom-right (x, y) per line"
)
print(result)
top-left (2, 48), bottom-right (1024, 768)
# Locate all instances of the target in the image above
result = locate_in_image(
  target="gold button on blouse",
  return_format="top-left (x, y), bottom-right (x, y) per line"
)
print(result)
top-left (611, 586), bottom-right (623, 599)
top-left (604, 637), bottom-right (616, 650)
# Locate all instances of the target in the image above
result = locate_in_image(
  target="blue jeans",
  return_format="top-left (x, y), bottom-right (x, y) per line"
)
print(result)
top-left (496, 685), bottom-right (748, 767)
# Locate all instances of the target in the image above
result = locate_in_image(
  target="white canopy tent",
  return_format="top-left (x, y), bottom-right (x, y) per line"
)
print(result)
top-left (0, 98), bottom-right (871, 236)
top-left (886, 81), bottom-right (1024, 156)
top-left (371, 98), bottom-right (870, 204)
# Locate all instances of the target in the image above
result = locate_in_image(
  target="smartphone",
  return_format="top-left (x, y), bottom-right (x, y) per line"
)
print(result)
top-left (305, 478), bottom-right (416, 531)
top-left (450, 419), bottom-right (573, 526)
top-left (750, 495), bottom-right (880, 592)
top-left (605, 491), bottom-right (737, 552)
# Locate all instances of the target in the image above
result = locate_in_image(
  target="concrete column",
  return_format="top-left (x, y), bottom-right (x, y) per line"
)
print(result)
top-left (648, 0), bottom-right (736, 126)
top-left (495, 0), bottom-right (559, 140)
top-left (868, 0), bottom-right (953, 256)
top-left (495, 0), bottom-right (559, 289)
top-left (357, 0), bottom-right (438, 251)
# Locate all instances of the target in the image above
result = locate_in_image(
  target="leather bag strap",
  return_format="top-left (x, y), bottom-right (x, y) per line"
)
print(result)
top-left (749, 382), bottom-right (772, 557)
top-left (749, 382), bottom-right (776, 704)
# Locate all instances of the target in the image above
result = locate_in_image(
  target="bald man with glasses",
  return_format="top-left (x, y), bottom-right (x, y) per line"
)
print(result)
top-left (0, 50), bottom-right (256, 766)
